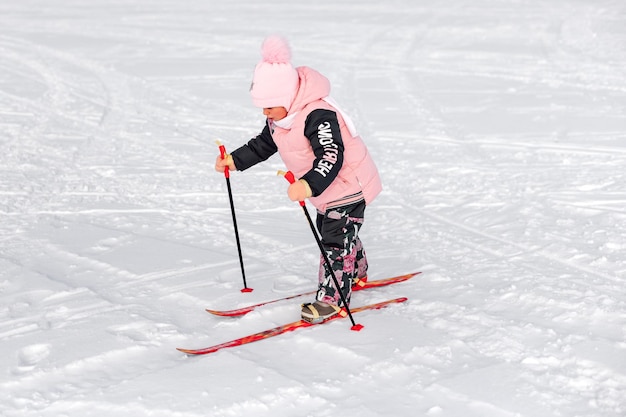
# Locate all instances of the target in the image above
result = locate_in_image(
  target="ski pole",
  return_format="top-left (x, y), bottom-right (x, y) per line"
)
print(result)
top-left (278, 170), bottom-right (363, 331)
top-left (217, 141), bottom-right (252, 293)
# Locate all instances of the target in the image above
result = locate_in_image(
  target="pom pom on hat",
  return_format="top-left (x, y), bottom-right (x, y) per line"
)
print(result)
top-left (250, 35), bottom-right (299, 110)
top-left (260, 35), bottom-right (292, 64)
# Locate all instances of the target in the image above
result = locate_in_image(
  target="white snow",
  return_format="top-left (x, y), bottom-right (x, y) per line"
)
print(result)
top-left (1, 0), bottom-right (625, 416)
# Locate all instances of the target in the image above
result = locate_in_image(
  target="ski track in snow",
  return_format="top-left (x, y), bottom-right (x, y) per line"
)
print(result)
top-left (1, 1), bottom-right (625, 416)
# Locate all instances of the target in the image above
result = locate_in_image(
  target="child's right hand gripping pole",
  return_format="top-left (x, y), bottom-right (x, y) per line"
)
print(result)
top-left (278, 170), bottom-right (305, 207)
top-left (217, 140), bottom-right (230, 179)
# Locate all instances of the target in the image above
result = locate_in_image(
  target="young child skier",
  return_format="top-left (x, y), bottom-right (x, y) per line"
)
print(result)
top-left (215, 35), bottom-right (382, 323)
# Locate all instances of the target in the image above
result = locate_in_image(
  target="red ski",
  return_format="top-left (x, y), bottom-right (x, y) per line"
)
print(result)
top-left (206, 272), bottom-right (420, 317)
top-left (178, 297), bottom-right (408, 356)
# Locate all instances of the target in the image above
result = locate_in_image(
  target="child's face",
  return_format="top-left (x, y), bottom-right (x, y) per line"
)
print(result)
top-left (263, 107), bottom-right (288, 121)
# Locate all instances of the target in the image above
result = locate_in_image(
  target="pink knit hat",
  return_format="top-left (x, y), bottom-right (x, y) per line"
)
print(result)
top-left (250, 36), bottom-right (299, 110)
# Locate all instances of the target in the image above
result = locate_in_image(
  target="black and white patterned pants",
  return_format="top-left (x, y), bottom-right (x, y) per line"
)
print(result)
top-left (315, 200), bottom-right (367, 306)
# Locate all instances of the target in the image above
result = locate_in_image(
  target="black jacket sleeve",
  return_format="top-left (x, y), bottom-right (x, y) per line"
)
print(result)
top-left (300, 109), bottom-right (344, 197)
top-left (230, 123), bottom-right (278, 171)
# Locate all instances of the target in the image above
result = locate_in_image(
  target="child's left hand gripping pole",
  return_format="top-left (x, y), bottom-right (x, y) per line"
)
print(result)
top-left (278, 170), bottom-right (305, 207)
top-left (277, 170), bottom-right (363, 331)
top-left (217, 140), bottom-right (252, 293)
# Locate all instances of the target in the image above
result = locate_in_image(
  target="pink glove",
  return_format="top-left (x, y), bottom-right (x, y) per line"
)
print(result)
top-left (287, 179), bottom-right (312, 201)
top-left (215, 154), bottom-right (236, 173)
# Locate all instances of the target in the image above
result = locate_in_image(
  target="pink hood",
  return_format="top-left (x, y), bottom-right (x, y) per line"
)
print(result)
top-left (288, 67), bottom-right (330, 113)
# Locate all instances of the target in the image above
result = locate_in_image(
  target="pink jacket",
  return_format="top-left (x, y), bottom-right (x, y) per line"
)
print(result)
top-left (272, 67), bottom-right (382, 212)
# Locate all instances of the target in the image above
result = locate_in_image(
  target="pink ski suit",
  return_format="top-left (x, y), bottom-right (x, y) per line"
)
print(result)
top-left (232, 66), bottom-right (382, 213)
top-left (272, 66), bottom-right (382, 212)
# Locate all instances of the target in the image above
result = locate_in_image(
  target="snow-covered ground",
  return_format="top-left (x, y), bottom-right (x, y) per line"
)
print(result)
top-left (1, 0), bottom-right (625, 416)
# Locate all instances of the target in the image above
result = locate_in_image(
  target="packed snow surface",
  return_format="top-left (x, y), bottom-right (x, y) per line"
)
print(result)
top-left (1, 1), bottom-right (625, 416)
